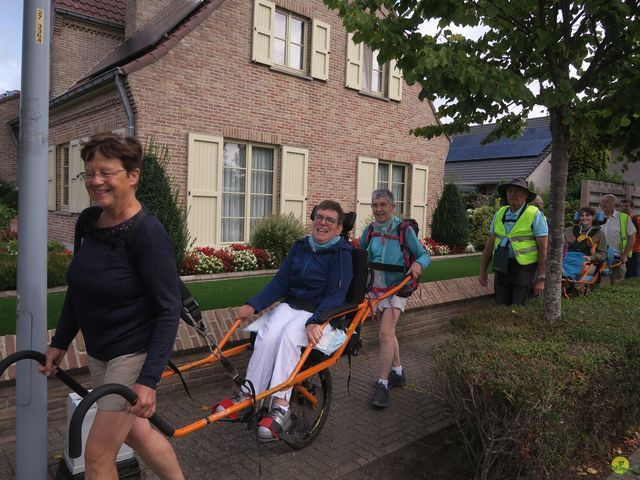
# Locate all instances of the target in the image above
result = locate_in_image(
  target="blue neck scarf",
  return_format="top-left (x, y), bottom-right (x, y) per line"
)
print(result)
top-left (308, 235), bottom-right (340, 251)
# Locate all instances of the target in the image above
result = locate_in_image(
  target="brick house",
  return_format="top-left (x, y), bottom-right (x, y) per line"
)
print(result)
top-left (5, 0), bottom-right (448, 247)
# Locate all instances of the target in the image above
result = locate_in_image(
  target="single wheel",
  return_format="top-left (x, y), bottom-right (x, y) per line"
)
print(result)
top-left (282, 369), bottom-right (332, 449)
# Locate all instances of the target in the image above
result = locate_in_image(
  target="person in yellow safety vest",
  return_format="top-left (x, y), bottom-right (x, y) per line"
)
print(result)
top-left (478, 177), bottom-right (549, 305)
top-left (600, 194), bottom-right (637, 284)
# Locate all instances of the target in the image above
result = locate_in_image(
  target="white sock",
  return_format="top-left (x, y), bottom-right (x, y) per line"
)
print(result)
top-left (377, 379), bottom-right (389, 388)
top-left (392, 366), bottom-right (403, 376)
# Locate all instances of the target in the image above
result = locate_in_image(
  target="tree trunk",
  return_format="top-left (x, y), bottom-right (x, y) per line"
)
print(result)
top-left (543, 108), bottom-right (570, 320)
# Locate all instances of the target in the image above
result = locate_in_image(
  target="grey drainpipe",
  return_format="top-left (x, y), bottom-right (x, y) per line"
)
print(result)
top-left (115, 68), bottom-right (135, 136)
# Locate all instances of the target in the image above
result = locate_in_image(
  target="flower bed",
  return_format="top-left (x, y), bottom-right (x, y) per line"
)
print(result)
top-left (352, 234), bottom-right (475, 256)
top-left (182, 244), bottom-right (275, 275)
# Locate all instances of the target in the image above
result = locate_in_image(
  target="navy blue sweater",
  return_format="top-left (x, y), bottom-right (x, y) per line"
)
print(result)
top-left (51, 211), bottom-right (181, 388)
top-left (247, 236), bottom-right (353, 325)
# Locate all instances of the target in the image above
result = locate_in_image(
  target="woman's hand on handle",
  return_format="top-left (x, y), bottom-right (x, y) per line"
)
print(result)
top-left (37, 347), bottom-right (66, 376)
top-left (409, 262), bottom-right (422, 280)
top-left (128, 383), bottom-right (157, 418)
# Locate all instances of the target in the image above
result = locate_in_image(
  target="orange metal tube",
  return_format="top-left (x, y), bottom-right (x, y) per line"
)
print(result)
top-left (293, 384), bottom-right (318, 408)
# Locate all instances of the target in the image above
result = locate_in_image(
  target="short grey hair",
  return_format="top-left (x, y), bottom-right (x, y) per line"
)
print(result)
top-left (371, 188), bottom-right (395, 204)
top-left (601, 193), bottom-right (618, 205)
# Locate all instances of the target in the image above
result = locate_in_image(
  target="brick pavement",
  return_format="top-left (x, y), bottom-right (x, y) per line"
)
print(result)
top-left (0, 325), bottom-right (452, 480)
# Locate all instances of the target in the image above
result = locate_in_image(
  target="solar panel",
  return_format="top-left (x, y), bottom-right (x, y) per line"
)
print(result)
top-left (447, 127), bottom-right (552, 162)
top-left (83, 0), bottom-right (204, 80)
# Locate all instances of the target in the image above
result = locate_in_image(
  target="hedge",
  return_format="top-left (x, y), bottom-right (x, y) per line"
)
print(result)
top-left (433, 280), bottom-right (640, 479)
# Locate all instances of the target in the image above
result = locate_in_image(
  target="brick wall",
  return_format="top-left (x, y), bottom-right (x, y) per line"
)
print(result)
top-left (0, 95), bottom-right (19, 185)
top-left (48, 89), bottom-right (129, 243)
top-left (125, 0), bottom-right (449, 228)
top-left (51, 14), bottom-right (123, 98)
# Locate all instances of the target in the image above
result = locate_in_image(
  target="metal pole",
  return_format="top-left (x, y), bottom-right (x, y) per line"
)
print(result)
top-left (16, 0), bottom-right (51, 478)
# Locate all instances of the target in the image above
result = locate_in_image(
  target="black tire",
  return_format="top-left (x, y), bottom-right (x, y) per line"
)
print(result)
top-left (283, 369), bottom-right (332, 449)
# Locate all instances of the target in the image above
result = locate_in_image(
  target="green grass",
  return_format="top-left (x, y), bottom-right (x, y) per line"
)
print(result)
top-left (0, 255), bottom-right (482, 335)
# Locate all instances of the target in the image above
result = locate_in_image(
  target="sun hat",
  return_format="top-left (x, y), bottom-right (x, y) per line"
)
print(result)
top-left (497, 177), bottom-right (537, 203)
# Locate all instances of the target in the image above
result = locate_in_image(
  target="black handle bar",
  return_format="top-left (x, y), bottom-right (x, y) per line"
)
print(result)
top-left (0, 349), bottom-right (89, 396)
top-left (69, 383), bottom-right (175, 458)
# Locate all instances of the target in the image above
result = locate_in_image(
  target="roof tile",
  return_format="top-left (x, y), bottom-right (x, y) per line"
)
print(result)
top-left (54, 0), bottom-right (125, 25)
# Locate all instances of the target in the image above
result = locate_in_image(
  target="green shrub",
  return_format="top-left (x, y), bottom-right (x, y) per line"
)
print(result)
top-left (136, 140), bottom-right (191, 271)
top-left (433, 281), bottom-right (640, 479)
top-left (251, 213), bottom-right (306, 265)
top-left (467, 203), bottom-right (496, 250)
top-left (0, 204), bottom-right (16, 230)
top-left (431, 183), bottom-right (470, 247)
top-left (0, 181), bottom-right (17, 210)
top-left (48, 252), bottom-right (72, 288)
top-left (0, 254), bottom-right (18, 290)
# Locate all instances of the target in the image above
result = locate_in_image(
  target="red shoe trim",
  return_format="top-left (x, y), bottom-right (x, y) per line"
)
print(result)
top-left (212, 397), bottom-right (238, 419)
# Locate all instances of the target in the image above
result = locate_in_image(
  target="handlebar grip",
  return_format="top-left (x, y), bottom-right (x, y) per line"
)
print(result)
top-left (68, 383), bottom-right (175, 458)
top-left (0, 349), bottom-right (89, 396)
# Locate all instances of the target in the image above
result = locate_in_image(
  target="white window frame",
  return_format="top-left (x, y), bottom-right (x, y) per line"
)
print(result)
top-left (221, 141), bottom-right (276, 244)
top-left (273, 9), bottom-right (308, 73)
top-left (377, 161), bottom-right (407, 217)
top-left (363, 44), bottom-right (385, 95)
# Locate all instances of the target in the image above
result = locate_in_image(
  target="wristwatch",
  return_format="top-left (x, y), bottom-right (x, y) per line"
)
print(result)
top-left (535, 275), bottom-right (546, 282)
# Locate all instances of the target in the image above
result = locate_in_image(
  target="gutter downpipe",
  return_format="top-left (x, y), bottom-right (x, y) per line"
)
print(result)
top-left (115, 68), bottom-right (135, 136)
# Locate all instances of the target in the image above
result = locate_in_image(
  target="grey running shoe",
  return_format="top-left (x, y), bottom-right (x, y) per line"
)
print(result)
top-left (388, 369), bottom-right (406, 388)
top-left (370, 382), bottom-right (390, 408)
top-left (257, 406), bottom-right (292, 440)
top-left (213, 391), bottom-right (250, 419)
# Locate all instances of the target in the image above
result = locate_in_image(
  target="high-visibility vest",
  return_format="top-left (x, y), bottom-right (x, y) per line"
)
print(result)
top-left (493, 205), bottom-right (539, 265)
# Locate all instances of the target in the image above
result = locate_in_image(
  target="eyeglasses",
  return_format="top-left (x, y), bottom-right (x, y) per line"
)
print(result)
top-left (78, 169), bottom-right (126, 181)
top-left (313, 214), bottom-right (339, 225)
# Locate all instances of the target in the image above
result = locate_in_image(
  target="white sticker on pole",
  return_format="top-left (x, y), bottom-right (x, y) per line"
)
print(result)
top-left (35, 8), bottom-right (45, 44)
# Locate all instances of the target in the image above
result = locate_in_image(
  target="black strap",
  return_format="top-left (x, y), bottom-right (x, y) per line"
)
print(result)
top-left (368, 261), bottom-right (406, 273)
top-left (166, 360), bottom-right (193, 400)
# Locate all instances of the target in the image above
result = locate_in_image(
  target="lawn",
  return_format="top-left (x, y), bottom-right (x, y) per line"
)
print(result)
top-left (0, 255), bottom-right (482, 336)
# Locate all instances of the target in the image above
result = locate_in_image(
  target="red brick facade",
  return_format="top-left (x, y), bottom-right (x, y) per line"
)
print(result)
top-left (9, 0), bottom-right (449, 245)
top-left (0, 94), bottom-right (19, 186)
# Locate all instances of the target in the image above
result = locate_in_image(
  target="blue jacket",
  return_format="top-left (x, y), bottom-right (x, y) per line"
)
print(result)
top-left (360, 216), bottom-right (431, 287)
top-left (247, 236), bottom-right (353, 325)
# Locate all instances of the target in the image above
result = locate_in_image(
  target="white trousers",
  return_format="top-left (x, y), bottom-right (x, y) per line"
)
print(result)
top-left (245, 303), bottom-right (311, 402)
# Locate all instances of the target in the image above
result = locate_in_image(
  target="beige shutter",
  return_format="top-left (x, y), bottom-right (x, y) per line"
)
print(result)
top-left (252, 0), bottom-right (275, 66)
top-left (356, 156), bottom-right (378, 233)
top-left (280, 146), bottom-right (308, 221)
top-left (187, 133), bottom-right (223, 247)
top-left (48, 145), bottom-right (56, 210)
top-left (345, 33), bottom-right (363, 90)
top-left (69, 138), bottom-right (90, 213)
top-left (411, 164), bottom-right (429, 234)
top-left (388, 59), bottom-right (403, 101)
top-left (311, 19), bottom-right (330, 81)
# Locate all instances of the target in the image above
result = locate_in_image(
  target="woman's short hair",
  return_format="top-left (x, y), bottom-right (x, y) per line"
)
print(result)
top-left (315, 200), bottom-right (345, 225)
top-left (81, 133), bottom-right (143, 171)
top-left (371, 189), bottom-right (395, 204)
top-left (579, 206), bottom-right (596, 216)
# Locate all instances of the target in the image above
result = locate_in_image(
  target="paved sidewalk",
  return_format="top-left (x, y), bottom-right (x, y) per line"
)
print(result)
top-left (0, 329), bottom-right (450, 480)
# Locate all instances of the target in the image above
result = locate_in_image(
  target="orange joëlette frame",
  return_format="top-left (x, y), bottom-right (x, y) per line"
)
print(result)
top-left (160, 275), bottom-right (412, 438)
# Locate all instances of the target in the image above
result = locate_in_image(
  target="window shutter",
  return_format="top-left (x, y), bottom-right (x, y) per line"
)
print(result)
top-left (345, 33), bottom-right (363, 90)
top-left (411, 164), bottom-right (429, 234)
top-left (280, 146), bottom-right (308, 221)
top-left (388, 59), bottom-right (403, 101)
top-left (356, 156), bottom-right (378, 233)
top-left (252, 0), bottom-right (275, 66)
top-left (187, 133), bottom-right (223, 247)
top-left (69, 138), bottom-right (90, 213)
top-left (48, 145), bottom-right (56, 211)
top-left (311, 19), bottom-right (330, 81)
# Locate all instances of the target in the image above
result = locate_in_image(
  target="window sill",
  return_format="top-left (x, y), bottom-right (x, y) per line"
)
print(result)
top-left (358, 90), bottom-right (390, 102)
top-left (269, 64), bottom-right (313, 81)
top-left (52, 209), bottom-right (76, 216)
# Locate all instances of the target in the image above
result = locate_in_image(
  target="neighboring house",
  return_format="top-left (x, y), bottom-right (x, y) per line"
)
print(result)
top-left (4, 0), bottom-right (448, 246)
top-left (0, 91), bottom-right (20, 186)
top-left (445, 117), bottom-right (551, 194)
top-left (608, 149), bottom-right (640, 186)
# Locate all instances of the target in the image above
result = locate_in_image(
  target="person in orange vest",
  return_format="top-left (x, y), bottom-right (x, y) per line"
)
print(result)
top-left (600, 194), bottom-right (636, 283)
top-left (619, 198), bottom-right (640, 278)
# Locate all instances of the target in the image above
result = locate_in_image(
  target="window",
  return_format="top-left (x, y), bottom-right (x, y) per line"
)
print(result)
top-left (252, 0), bottom-right (330, 80)
top-left (274, 10), bottom-right (306, 71)
top-left (60, 145), bottom-right (70, 209)
top-left (222, 142), bottom-right (275, 243)
top-left (377, 162), bottom-right (406, 216)
top-left (346, 34), bottom-right (403, 100)
top-left (363, 45), bottom-right (384, 94)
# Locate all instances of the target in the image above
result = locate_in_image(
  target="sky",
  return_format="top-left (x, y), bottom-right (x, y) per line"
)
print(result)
top-left (0, 1), bottom-right (23, 93)
top-left (0, 4), bottom-right (545, 118)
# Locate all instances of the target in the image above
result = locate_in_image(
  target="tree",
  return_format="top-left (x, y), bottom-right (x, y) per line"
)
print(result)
top-left (568, 128), bottom-right (610, 179)
top-left (431, 183), bottom-right (470, 247)
top-left (324, 0), bottom-right (640, 320)
top-left (137, 140), bottom-right (191, 271)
